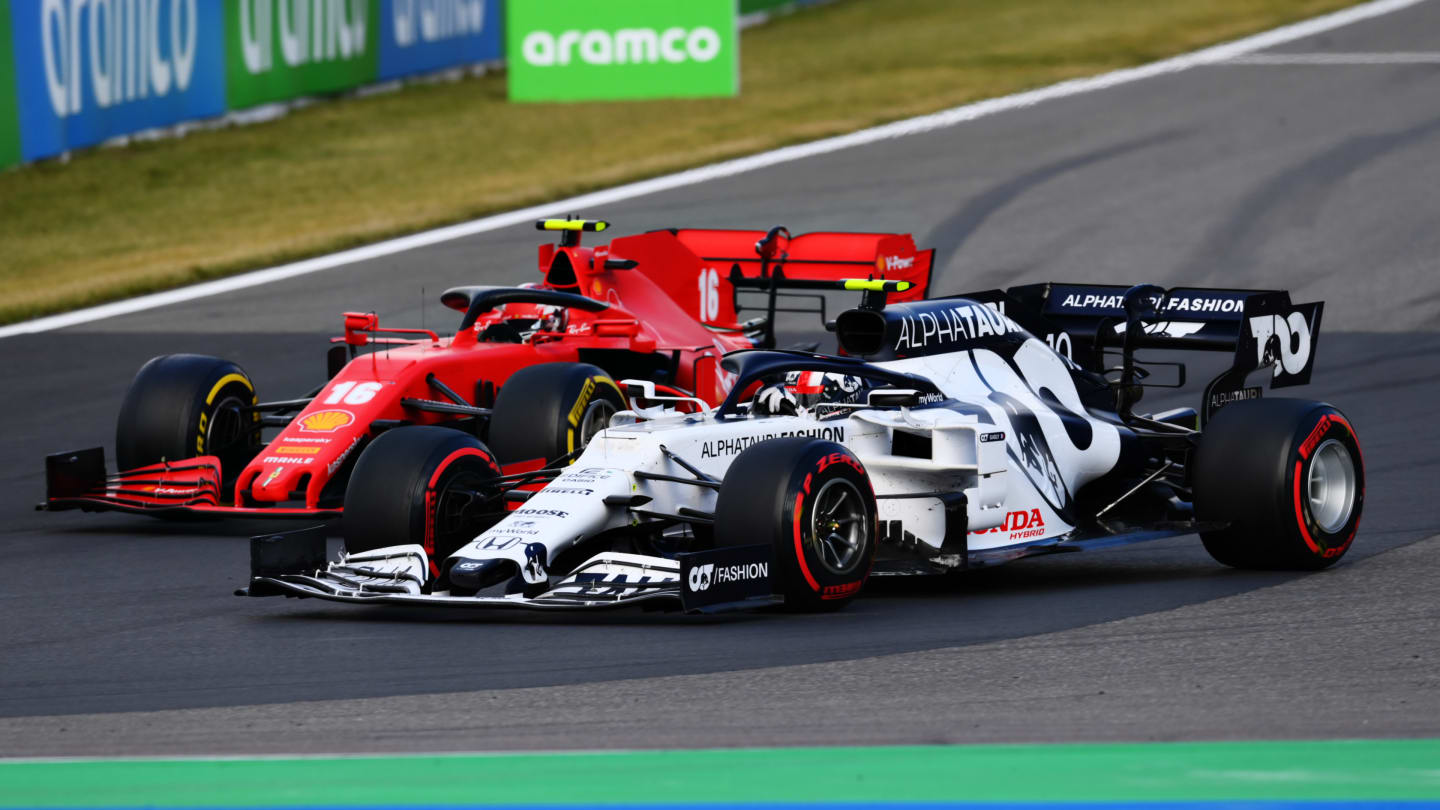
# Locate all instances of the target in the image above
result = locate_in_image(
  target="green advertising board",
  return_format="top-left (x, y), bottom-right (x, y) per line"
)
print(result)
top-left (227, 0), bottom-right (380, 110)
top-left (507, 0), bottom-right (737, 102)
top-left (0, 0), bottom-right (20, 169)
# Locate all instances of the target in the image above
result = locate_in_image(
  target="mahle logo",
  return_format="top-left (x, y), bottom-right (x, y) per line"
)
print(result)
top-left (521, 27), bottom-right (723, 67)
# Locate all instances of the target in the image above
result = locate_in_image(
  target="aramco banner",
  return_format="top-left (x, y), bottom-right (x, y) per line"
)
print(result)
top-left (226, 0), bottom-right (379, 109)
top-left (1, 0), bottom-right (19, 168)
top-left (9, 0), bottom-right (227, 162)
top-left (506, 0), bottom-right (736, 102)
top-left (378, 0), bottom-right (501, 81)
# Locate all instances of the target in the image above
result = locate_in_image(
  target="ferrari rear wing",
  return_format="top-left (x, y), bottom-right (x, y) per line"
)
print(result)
top-left (601, 227), bottom-right (935, 346)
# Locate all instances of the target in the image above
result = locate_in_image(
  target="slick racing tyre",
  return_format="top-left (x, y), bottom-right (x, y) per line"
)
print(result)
top-left (1194, 398), bottom-right (1364, 570)
top-left (714, 438), bottom-right (878, 611)
top-left (343, 427), bottom-right (505, 574)
top-left (115, 354), bottom-right (260, 477)
top-left (487, 362), bottom-right (625, 466)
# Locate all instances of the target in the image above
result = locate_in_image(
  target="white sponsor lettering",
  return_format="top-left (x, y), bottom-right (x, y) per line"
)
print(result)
top-left (894, 303), bottom-right (1015, 352)
top-left (262, 456), bottom-right (313, 465)
top-left (41, 0), bottom-right (199, 117)
top-left (883, 255), bottom-right (914, 271)
top-left (687, 561), bottom-right (768, 592)
top-left (522, 26), bottom-right (723, 67)
top-left (239, 0), bottom-right (368, 75)
top-left (391, 0), bottom-right (485, 48)
top-left (1059, 292), bottom-right (1244, 314)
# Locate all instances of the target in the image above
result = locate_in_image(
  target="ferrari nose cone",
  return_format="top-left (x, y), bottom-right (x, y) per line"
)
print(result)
top-left (444, 557), bottom-right (514, 593)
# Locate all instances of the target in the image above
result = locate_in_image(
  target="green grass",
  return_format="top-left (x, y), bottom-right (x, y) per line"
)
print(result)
top-left (0, 0), bottom-right (1361, 326)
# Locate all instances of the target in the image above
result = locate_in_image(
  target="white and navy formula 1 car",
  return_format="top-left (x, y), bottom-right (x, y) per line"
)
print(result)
top-left (241, 281), bottom-right (1364, 613)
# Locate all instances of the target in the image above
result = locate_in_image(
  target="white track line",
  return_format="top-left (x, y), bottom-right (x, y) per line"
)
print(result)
top-left (1225, 51), bottom-right (1440, 64)
top-left (0, 0), bottom-right (1427, 340)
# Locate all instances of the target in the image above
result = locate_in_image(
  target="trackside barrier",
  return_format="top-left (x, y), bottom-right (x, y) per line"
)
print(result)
top-left (0, 0), bottom-right (823, 169)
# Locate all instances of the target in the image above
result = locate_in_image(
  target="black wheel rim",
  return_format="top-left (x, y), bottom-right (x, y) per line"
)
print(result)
top-left (207, 394), bottom-right (252, 471)
top-left (808, 478), bottom-right (868, 575)
top-left (577, 398), bottom-right (618, 448)
top-left (434, 470), bottom-right (500, 551)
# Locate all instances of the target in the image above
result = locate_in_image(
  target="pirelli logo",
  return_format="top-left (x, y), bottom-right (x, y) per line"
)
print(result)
top-left (274, 446), bottom-right (322, 456)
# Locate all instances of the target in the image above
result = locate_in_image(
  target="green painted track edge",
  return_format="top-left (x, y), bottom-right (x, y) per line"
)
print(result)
top-left (1, 738), bottom-right (1439, 807)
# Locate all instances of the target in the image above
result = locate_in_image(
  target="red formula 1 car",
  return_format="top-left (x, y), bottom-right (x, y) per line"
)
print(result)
top-left (41, 219), bottom-right (934, 520)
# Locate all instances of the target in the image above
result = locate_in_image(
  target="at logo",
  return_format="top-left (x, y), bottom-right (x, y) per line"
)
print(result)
top-left (1249, 312), bottom-right (1312, 377)
top-left (522, 27), bottom-right (722, 67)
top-left (687, 563), bottom-right (713, 592)
top-left (299, 410), bottom-right (355, 433)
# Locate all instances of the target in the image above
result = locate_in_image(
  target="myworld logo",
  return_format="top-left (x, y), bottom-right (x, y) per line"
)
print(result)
top-left (521, 27), bottom-right (723, 67)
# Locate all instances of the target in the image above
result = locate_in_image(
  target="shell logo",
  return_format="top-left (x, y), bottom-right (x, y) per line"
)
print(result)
top-left (299, 410), bottom-right (355, 433)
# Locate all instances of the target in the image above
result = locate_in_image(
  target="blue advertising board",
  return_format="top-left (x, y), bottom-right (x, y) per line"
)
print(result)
top-left (377, 0), bottom-right (501, 81)
top-left (10, 0), bottom-right (226, 161)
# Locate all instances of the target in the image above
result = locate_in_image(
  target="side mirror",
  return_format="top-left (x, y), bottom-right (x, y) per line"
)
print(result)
top-left (867, 388), bottom-right (922, 408)
top-left (621, 379), bottom-right (657, 401)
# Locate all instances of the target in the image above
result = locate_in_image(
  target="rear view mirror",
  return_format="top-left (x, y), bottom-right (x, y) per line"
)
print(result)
top-left (867, 388), bottom-right (922, 408)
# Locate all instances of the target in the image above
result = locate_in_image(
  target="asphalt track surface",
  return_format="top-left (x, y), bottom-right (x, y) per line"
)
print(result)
top-left (2, 2), bottom-right (1439, 756)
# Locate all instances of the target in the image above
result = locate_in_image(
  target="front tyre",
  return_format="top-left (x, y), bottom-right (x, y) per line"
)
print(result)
top-left (1194, 398), bottom-right (1364, 570)
top-left (487, 362), bottom-right (625, 466)
top-left (115, 354), bottom-right (259, 477)
top-left (342, 427), bottom-right (504, 577)
top-left (714, 438), bottom-right (877, 611)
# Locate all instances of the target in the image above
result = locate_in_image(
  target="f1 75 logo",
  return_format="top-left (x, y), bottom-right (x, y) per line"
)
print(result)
top-left (687, 563), bottom-right (713, 592)
top-left (1249, 313), bottom-right (1312, 378)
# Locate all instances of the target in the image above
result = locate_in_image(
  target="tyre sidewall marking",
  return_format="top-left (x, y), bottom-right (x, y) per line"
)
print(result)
top-left (197, 372), bottom-right (254, 457)
top-left (1289, 411), bottom-right (1363, 560)
top-left (785, 445), bottom-right (874, 599)
top-left (422, 446), bottom-right (499, 577)
top-left (564, 374), bottom-right (625, 455)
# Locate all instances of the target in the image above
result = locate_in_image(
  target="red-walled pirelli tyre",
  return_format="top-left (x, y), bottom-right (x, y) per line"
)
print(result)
top-left (115, 354), bottom-right (260, 477)
top-left (714, 437), bottom-right (878, 611)
top-left (343, 427), bottom-right (504, 577)
top-left (487, 362), bottom-right (625, 466)
top-left (1194, 398), bottom-right (1364, 570)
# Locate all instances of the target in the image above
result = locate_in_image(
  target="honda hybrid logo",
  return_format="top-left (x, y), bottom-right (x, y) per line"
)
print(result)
top-left (687, 561), bottom-right (768, 592)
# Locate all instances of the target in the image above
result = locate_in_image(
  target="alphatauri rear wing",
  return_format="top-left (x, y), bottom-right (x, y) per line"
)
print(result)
top-left (985, 283), bottom-right (1323, 421)
top-left (835, 282), bottom-right (1323, 424)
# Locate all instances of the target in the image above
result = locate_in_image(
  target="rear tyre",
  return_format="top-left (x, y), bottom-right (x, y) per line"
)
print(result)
top-left (714, 438), bottom-right (877, 611)
top-left (342, 427), bottom-right (504, 575)
top-left (487, 362), bottom-right (624, 465)
top-left (115, 354), bottom-right (260, 478)
top-left (1194, 398), bottom-right (1364, 570)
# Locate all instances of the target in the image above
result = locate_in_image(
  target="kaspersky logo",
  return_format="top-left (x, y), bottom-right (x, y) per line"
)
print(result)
top-left (522, 27), bottom-right (723, 67)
